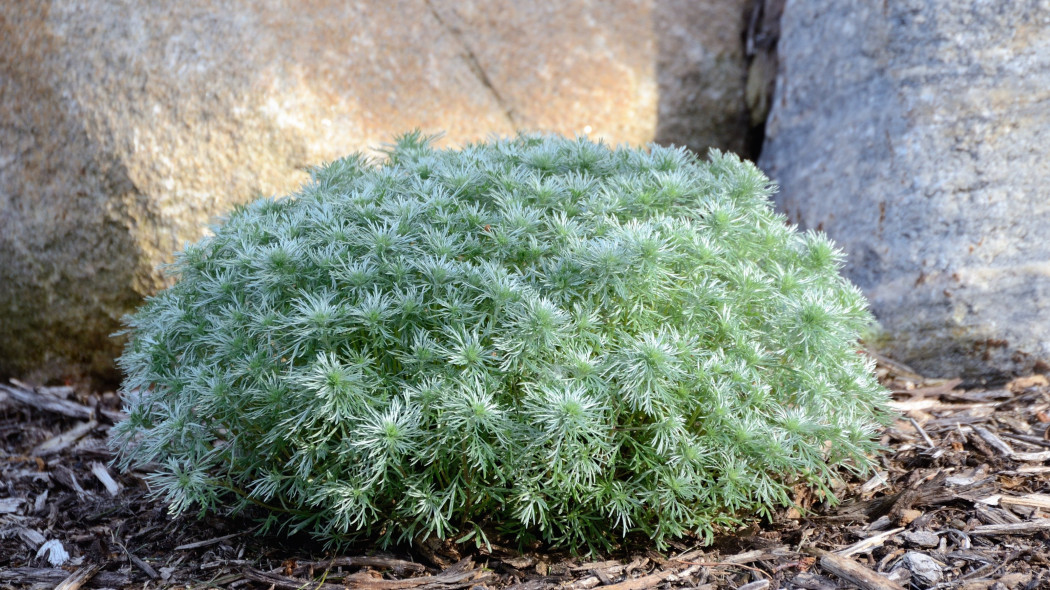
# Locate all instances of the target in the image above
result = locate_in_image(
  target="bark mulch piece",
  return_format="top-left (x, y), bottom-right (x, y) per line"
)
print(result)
top-left (2, 357), bottom-right (1049, 590)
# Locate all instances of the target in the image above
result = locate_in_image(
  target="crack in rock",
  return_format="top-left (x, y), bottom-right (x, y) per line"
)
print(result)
top-left (425, 0), bottom-right (516, 127)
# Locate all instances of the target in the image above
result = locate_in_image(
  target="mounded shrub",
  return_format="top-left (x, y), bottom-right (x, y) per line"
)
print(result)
top-left (112, 133), bottom-right (891, 551)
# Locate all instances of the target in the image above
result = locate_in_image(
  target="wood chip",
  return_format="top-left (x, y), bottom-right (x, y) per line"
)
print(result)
top-left (802, 546), bottom-right (906, 590)
top-left (902, 552), bottom-right (942, 586)
top-left (566, 576), bottom-right (601, 590)
top-left (0, 497), bottom-right (23, 514)
top-left (1007, 374), bottom-right (1049, 391)
top-left (33, 490), bottom-right (48, 514)
top-left (16, 527), bottom-right (46, 549)
top-left (36, 539), bottom-right (70, 567)
top-left (860, 472), bottom-right (889, 494)
top-left (90, 462), bottom-right (121, 496)
top-left (665, 564), bottom-right (702, 582)
top-left (53, 564), bottom-right (101, 590)
top-left (737, 580), bottom-right (770, 590)
top-left (792, 571), bottom-right (840, 590)
top-left (30, 420), bottom-right (97, 457)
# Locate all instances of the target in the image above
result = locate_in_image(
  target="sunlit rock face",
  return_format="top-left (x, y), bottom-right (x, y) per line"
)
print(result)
top-left (0, 0), bottom-right (749, 384)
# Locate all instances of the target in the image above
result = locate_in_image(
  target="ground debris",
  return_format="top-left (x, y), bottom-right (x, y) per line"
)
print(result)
top-left (2, 363), bottom-right (1049, 589)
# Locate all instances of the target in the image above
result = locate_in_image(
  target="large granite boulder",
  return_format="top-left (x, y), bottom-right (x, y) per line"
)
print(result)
top-left (759, 1), bottom-right (1050, 377)
top-left (0, 1), bottom-right (750, 385)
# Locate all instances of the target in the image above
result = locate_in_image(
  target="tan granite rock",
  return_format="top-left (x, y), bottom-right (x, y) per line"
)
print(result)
top-left (0, 0), bottom-right (749, 384)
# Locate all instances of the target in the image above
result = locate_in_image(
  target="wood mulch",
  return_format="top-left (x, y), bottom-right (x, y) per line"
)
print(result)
top-left (1, 355), bottom-right (1049, 590)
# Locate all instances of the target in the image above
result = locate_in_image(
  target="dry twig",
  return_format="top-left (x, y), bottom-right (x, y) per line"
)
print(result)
top-left (802, 546), bottom-right (905, 590)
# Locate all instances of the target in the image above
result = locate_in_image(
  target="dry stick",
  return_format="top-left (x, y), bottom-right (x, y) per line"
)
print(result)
top-left (893, 399), bottom-right (998, 412)
top-left (909, 418), bottom-right (937, 449)
top-left (53, 564), bottom-right (102, 590)
top-left (865, 349), bottom-right (926, 381)
top-left (570, 559), bottom-right (624, 572)
top-left (0, 567), bottom-right (128, 587)
top-left (503, 580), bottom-right (556, 590)
top-left (0, 384), bottom-right (93, 420)
top-left (669, 564), bottom-right (703, 582)
top-left (1012, 465), bottom-right (1050, 475)
top-left (968, 518), bottom-right (1050, 536)
top-left (972, 426), bottom-right (1014, 456)
top-left (595, 569), bottom-right (680, 590)
top-left (801, 546), bottom-right (905, 590)
top-left (340, 557), bottom-right (488, 589)
top-left (1000, 432), bottom-right (1050, 449)
top-left (974, 502), bottom-right (1020, 525)
top-left (191, 572), bottom-right (244, 589)
top-left (933, 551), bottom-right (1018, 589)
top-left (999, 493), bottom-right (1050, 511)
top-left (174, 532), bottom-right (244, 551)
top-left (969, 425), bottom-right (1050, 461)
top-left (243, 569), bottom-right (344, 590)
top-left (837, 528), bottom-right (905, 557)
top-left (1012, 450), bottom-right (1050, 462)
top-left (128, 552), bottom-right (159, 579)
top-left (674, 546), bottom-right (793, 584)
top-left (719, 547), bottom-right (793, 564)
top-left (118, 540), bottom-right (159, 580)
top-left (592, 568), bottom-right (613, 585)
top-left (577, 550), bottom-right (779, 590)
top-left (343, 572), bottom-right (496, 590)
top-left (295, 556), bottom-right (426, 576)
top-left (612, 565), bottom-right (710, 590)
top-left (679, 560), bottom-right (770, 580)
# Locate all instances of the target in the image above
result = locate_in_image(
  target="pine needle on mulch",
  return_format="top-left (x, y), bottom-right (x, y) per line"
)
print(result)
top-left (2, 355), bottom-right (1049, 589)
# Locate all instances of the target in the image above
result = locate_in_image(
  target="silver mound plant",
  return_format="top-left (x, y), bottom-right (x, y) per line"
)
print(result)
top-left (112, 133), bottom-right (891, 551)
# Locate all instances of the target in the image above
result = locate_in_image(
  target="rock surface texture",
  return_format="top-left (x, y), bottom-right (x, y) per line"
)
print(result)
top-left (760, 1), bottom-right (1050, 377)
top-left (0, 0), bottom-right (749, 384)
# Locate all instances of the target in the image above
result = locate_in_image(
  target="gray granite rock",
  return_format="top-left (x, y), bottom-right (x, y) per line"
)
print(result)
top-left (0, 0), bottom-right (749, 384)
top-left (759, 1), bottom-right (1050, 377)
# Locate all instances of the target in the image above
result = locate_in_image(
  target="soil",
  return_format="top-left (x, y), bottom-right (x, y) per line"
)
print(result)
top-left (2, 355), bottom-right (1049, 590)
